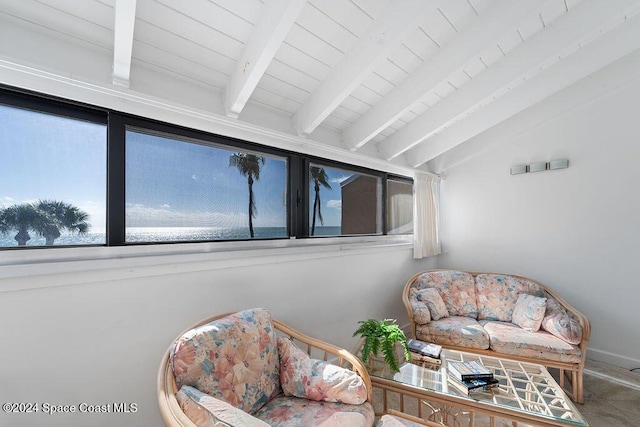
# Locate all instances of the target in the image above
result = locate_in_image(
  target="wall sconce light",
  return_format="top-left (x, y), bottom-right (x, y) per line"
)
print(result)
top-left (510, 159), bottom-right (569, 175)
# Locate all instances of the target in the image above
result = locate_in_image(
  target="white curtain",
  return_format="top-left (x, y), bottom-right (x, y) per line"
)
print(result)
top-left (413, 171), bottom-right (441, 259)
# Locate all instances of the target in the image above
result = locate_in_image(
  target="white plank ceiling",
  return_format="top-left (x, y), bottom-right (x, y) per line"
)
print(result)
top-left (1, 0), bottom-right (640, 172)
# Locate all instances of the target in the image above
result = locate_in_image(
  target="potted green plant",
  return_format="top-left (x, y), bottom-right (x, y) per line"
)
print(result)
top-left (353, 318), bottom-right (411, 372)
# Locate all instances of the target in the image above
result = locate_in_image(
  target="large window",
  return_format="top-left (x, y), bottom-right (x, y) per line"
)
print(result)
top-left (0, 100), bottom-right (107, 248)
top-left (125, 130), bottom-right (287, 242)
top-left (0, 88), bottom-right (413, 249)
top-left (308, 163), bottom-right (382, 237)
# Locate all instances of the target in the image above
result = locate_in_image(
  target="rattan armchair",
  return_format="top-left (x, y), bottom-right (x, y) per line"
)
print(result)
top-left (157, 311), bottom-right (373, 426)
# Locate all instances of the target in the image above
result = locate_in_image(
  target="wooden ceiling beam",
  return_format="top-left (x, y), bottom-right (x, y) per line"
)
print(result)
top-left (292, 0), bottom-right (434, 136)
top-left (112, 0), bottom-right (137, 87)
top-left (380, 0), bottom-right (640, 161)
top-left (225, 0), bottom-right (307, 118)
top-left (405, 11), bottom-right (640, 167)
top-left (342, 0), bottom-right (544, 152)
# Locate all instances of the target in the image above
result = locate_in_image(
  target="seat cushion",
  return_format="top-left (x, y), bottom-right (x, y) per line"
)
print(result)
top-left (253, 395), bottom-right (375, 427)
top-left (482, 321), bottom-right (582, 363)
top-left (416, 316), bottom-right (489, 349)
top-left (412, 271), bottom-right (478, 318)
top-left (170, 308), bottom-right (281, 415)
top-left (176, 385), bottom-right (269, 427)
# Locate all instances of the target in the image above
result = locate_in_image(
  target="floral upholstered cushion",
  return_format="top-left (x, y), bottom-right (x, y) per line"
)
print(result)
top-left (482, 321), bottom-right (582, 363)
top-left (410, 301), bottom-right (431, 324)
top-left (416, 316), bottom-right (490, 349)
top-left (170, 308), bottom-right (281, 415)
top-left (414, 288), bottom-right (449, 321)
top-left (408, 289), bottom-right (431, 324)
top-left (511, 294), bottom-right (547, 332)
top-left (252, 395), bottom-right (375, 427)
top-left (540, 297), bottom-right (583, 345)
top-left (413, 271), bottom-right (478, 318)
top-left (278, 337), bottom-right (367, 405)
top-left (475, 274), bottom-right (532, 322)
top-left (176, 385), bottom-right (269, 427)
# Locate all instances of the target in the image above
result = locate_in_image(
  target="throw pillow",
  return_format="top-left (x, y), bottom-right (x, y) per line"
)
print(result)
top-left (277, 336), bottom-right (367, 405)
top-left (540, 298), bottom-right (583, 345)
top-left (415, 287), bottom-right (449, 321)
top-left (511, 294), bottom-right (547, 332)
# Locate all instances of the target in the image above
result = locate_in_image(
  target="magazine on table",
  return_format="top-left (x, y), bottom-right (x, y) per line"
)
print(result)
top-left (407, 338), bottom-right (442, 359)
top-left (447, 360), bottom-right (494, 381)
top-left (448, 375), bottom-right (500, 396)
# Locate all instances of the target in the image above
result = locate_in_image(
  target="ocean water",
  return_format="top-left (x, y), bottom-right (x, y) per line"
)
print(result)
top-left (0, 226), bottom-right (343, 247)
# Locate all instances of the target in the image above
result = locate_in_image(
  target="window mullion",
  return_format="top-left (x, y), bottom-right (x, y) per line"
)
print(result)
top-left (107, 112), bottom-right (126, 246)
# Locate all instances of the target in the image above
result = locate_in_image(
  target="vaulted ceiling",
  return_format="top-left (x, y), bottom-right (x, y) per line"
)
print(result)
top-left (1, 0), bottom-right (639, 173)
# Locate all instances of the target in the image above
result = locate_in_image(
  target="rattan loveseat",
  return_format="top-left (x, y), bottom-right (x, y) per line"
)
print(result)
top-left (158, 308), bottom-right (375, 426)
top-left (403, 270), bottom-right (590, 403)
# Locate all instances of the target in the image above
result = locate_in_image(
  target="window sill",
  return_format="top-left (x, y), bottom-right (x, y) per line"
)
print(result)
top-left (0, 235), bottom-right (414, 292)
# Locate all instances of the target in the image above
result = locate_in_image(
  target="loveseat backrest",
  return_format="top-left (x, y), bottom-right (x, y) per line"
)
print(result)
top-left (411, 270), bottom-right (479, 318)
top-left (169, 308), bottom-right (282, 415)
top-left (474, 274), bottom-right (545, 322)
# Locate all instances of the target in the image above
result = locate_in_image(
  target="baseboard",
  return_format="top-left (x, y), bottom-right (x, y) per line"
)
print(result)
top-left (586, 347), bottom-right (640, 370)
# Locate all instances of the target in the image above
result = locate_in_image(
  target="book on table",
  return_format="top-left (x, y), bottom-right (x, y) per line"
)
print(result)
top-left (409, 351), bottom-right (442, 367)
top-left (447, 375), bottom-right (500, 396)
top-left (447, 360), bottom-right (494, 381)
top-left (407, 339), bottom-right (442, 359)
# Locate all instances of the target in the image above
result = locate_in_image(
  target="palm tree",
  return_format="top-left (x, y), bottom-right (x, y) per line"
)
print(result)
top-left (0, 204), bottom-right (42, 246)
top-left (34, 200), bottom-right (89, 245)
top-left (310, 166), bottom-right (332, 236)
top-left (229, 153), bottom-right (265, 238)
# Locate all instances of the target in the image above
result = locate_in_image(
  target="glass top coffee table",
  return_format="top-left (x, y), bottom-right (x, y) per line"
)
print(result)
top-left (369, 349), bottom-right (588, 427)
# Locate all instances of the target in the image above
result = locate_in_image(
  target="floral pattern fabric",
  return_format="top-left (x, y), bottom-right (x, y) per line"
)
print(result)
top-left (482, 321), bottom-right (582, 363)
top-left (413, 288), bottom-right (449, 320)
top-left (176, 385), bottom-right (269, 427)
top-left (511, 294), bottom-right (547, 332)
top-left (540, 297), bottom-right (583, 345)
top-left (416, 316), bottom-right (489, 349)
top-left (170, 308), bottom-right (281, 415)
top-left (409, 297), bottom-right (431, 324)
top-left (252, 395), bottom-right (375, 427)
top-left (278, 336), bottom-right (367, 405)
top-left (412, 271), bottom-right (478, 318)
top-left (475, 274), bottom-right (534, 322)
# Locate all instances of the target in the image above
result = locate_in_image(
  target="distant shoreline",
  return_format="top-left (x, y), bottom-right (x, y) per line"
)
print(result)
top-left (0, 226), bottom-right (342, 247)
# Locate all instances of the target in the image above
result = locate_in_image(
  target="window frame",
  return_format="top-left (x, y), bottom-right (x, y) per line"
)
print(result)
top-left (0, 86), bottom-right (414, 250)
top-left (385, 174), bottom-right (415, 235)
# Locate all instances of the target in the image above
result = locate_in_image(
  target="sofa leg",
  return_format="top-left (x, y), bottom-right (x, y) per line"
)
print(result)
top-left (574, 369), bottom-right (584, 404)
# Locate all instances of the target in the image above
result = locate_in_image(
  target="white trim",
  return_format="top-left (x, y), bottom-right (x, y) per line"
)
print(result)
top-left (0, 57), bottom-right (415, 178)
top-left (584, 368), bottom-right (640, 392)
top-left (586, 347), bottom-right (640, 371)
top-left (0, 235), bottom-right (413, 293)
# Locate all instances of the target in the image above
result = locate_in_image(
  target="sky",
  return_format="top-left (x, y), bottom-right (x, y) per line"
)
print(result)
top-left (0, 104), bottom-right (107, 230)
top-left (0, 103), bottom-right (359, 235)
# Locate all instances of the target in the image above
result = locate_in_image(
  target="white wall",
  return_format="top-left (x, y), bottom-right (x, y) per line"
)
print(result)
top-left (0, 245), bottom-right (434, 427)
top-left (436, 59), bottom-right (640, 369)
